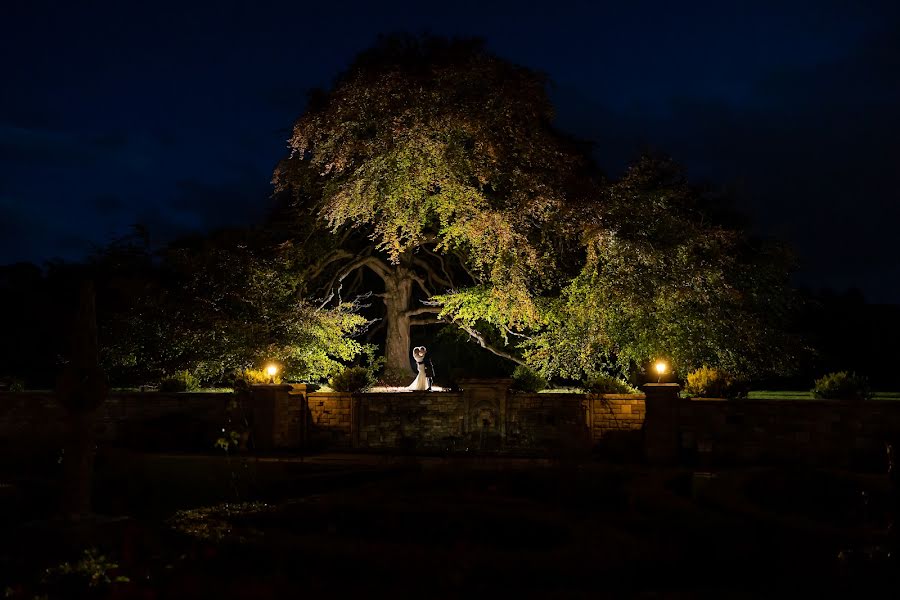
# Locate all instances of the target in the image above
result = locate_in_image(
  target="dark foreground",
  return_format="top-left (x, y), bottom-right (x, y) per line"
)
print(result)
top-left (1, 452), bottom-right (897, 598)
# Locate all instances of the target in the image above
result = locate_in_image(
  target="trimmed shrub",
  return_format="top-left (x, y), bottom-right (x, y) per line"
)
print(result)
top-left (329, 366), bottom-right (373, 393)
top-left (684, 366), bottom-right (747, 399)
top-left (583, 374), bottom-right (638, 395)
top-left (511, 365), bottom-right (547, 392)
top-left (158, 370), bottom-right (201, 393)
top-left (376, 366), bottom-right (412, 387)
top-left (812, 371), bottom-right (871, 401)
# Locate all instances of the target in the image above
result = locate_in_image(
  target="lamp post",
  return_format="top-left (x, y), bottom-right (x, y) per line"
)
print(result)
top-left (655, 360), bottom-right (668, 383)
top-left (266, 364), bottom-right (279, 384)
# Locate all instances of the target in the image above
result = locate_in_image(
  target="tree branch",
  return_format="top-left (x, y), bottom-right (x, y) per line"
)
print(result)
top-left (405, 305), bottom-right (442, 317)
top-left (413, 255), bottom-right (452, 289)
top-left (410, 272), bottom-right (433, 297)
top-left (318, 253), bottom-right (391, 309)
top-left (452, 250), bottom-right (481, 284)
top-left (365, 318), bottom-right (386, 341)
top-left (306, 249), bottom-right (354, 281)
top-left (410, 316), bottom-right (443, 326)
top-left (422, 245), bottom-right (455, 288)
top-left (361, 255), bottom-right (392, 279)
top-left (459, 324), bottom-right (526, 365)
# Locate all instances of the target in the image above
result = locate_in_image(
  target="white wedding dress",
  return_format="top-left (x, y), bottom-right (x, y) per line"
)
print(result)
top-left (408, 346), bottom-right (429, 390)
top-left (408, 360), bottom-right (429, 391)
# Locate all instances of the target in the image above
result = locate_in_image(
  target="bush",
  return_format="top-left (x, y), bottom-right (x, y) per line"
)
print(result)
top-left (158, 370), bottom-right (201, 393)
top-left (582, 373), bottom-right (638, 394)
top-left (511, 365), bottom-right (547, 392)
top-left (0, 376), bottom-right (25, 392)
top-left (329, 366), bottom-right (373, 393)
top-left (243, 368), bottom-right (281, 385)
top-left (812, 371), bottom-right (871, 401)
top-left (684, 366), bottom-right (747, 399)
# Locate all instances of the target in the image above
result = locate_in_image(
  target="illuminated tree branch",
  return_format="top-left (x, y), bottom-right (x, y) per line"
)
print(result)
top-left (459, 324), bottom-right (525, 366)
top-left (404, 305), bottom-right (442, 318)
top-left (413, 255), bottom-right (452, 289)
top-left (318, 253), bottom-right (391, 309)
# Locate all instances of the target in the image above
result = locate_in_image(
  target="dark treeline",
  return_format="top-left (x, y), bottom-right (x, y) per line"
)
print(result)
top-left (0, 239), bottom-right (897, 390)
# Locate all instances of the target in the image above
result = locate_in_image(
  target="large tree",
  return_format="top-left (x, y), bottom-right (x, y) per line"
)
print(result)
top-left (273, 34), bottom-right (797, 381)
top-left (273, 35), bottom-right (593, 377)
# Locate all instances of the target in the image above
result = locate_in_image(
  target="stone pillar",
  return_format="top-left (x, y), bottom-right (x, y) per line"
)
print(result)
top-left (249, 384), bottom-right (308, 450)
top-left (643, 383), bottom-right (682, 465)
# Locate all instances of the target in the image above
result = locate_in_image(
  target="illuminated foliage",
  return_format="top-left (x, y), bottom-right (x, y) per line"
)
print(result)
top-left (523, 157), bottom-right (799, 379)
top-left (684, 366), bottom-right (748, 399)
top-left (273, 35), bottom-right (797, 381)
top-left (101, 230), bottom-right (368, 386)
top-left (273, 35), bottom-right (593, 373)
top-left (812, 371), bottom-right (871, 400)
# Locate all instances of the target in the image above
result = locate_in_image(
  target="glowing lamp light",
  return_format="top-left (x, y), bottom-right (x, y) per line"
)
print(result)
top-left (265, 363), bottom-right (279, 384)
top-left (654, 360), bottom-right (668, 383)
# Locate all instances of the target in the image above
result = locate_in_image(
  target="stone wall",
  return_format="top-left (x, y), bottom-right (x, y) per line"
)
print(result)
top-left (305, 392), bottom-right (354, 447)
top-left (638, 384), bottom-right (900, 468)
top-left (0, 386), bottom-right (326, 453)
top-left (586, 394), bottom-right (646, 440)
top-left (0, 392), bottom-right (67, 450)
top-left (301, 386), bottom-right (646, 453)
top-left (0, 391), bottom-right (232, 453)
top-left (0, 384), bottom-right (649, 455)
top-left (674, 397), bottom-right (900, 467)
top-left (355, 392), bottom-right (467, 450)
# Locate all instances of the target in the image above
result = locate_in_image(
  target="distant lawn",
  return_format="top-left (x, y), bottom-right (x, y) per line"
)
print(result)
top-left (748, 390), bottom-right (900, 400)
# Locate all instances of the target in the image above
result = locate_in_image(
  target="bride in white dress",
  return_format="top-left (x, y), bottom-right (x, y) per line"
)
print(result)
top-left (408, 346), bottom-right (431, 391)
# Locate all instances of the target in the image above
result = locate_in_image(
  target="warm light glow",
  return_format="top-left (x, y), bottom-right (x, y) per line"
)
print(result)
top-left (655, 361), bottom-right (668, 376)
top-left (266, 364), bottom-right (278, 377)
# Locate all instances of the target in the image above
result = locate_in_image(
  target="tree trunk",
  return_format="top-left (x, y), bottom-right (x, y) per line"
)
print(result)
top-left (382, 266), bottom-right (415, 377)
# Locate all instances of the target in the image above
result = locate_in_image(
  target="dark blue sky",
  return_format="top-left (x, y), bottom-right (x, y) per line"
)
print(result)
top-left (2, 0), bottom-right (899, 301)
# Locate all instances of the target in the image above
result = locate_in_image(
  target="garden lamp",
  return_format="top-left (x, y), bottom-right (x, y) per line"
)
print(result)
top-left (655, 361), bottom-right (668, 383)
top-left (266, 363), bottom-right (279, 384)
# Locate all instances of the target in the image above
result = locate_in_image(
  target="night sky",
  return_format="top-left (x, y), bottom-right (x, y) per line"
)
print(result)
top-left (3, 0), bottom-right (899, 302)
